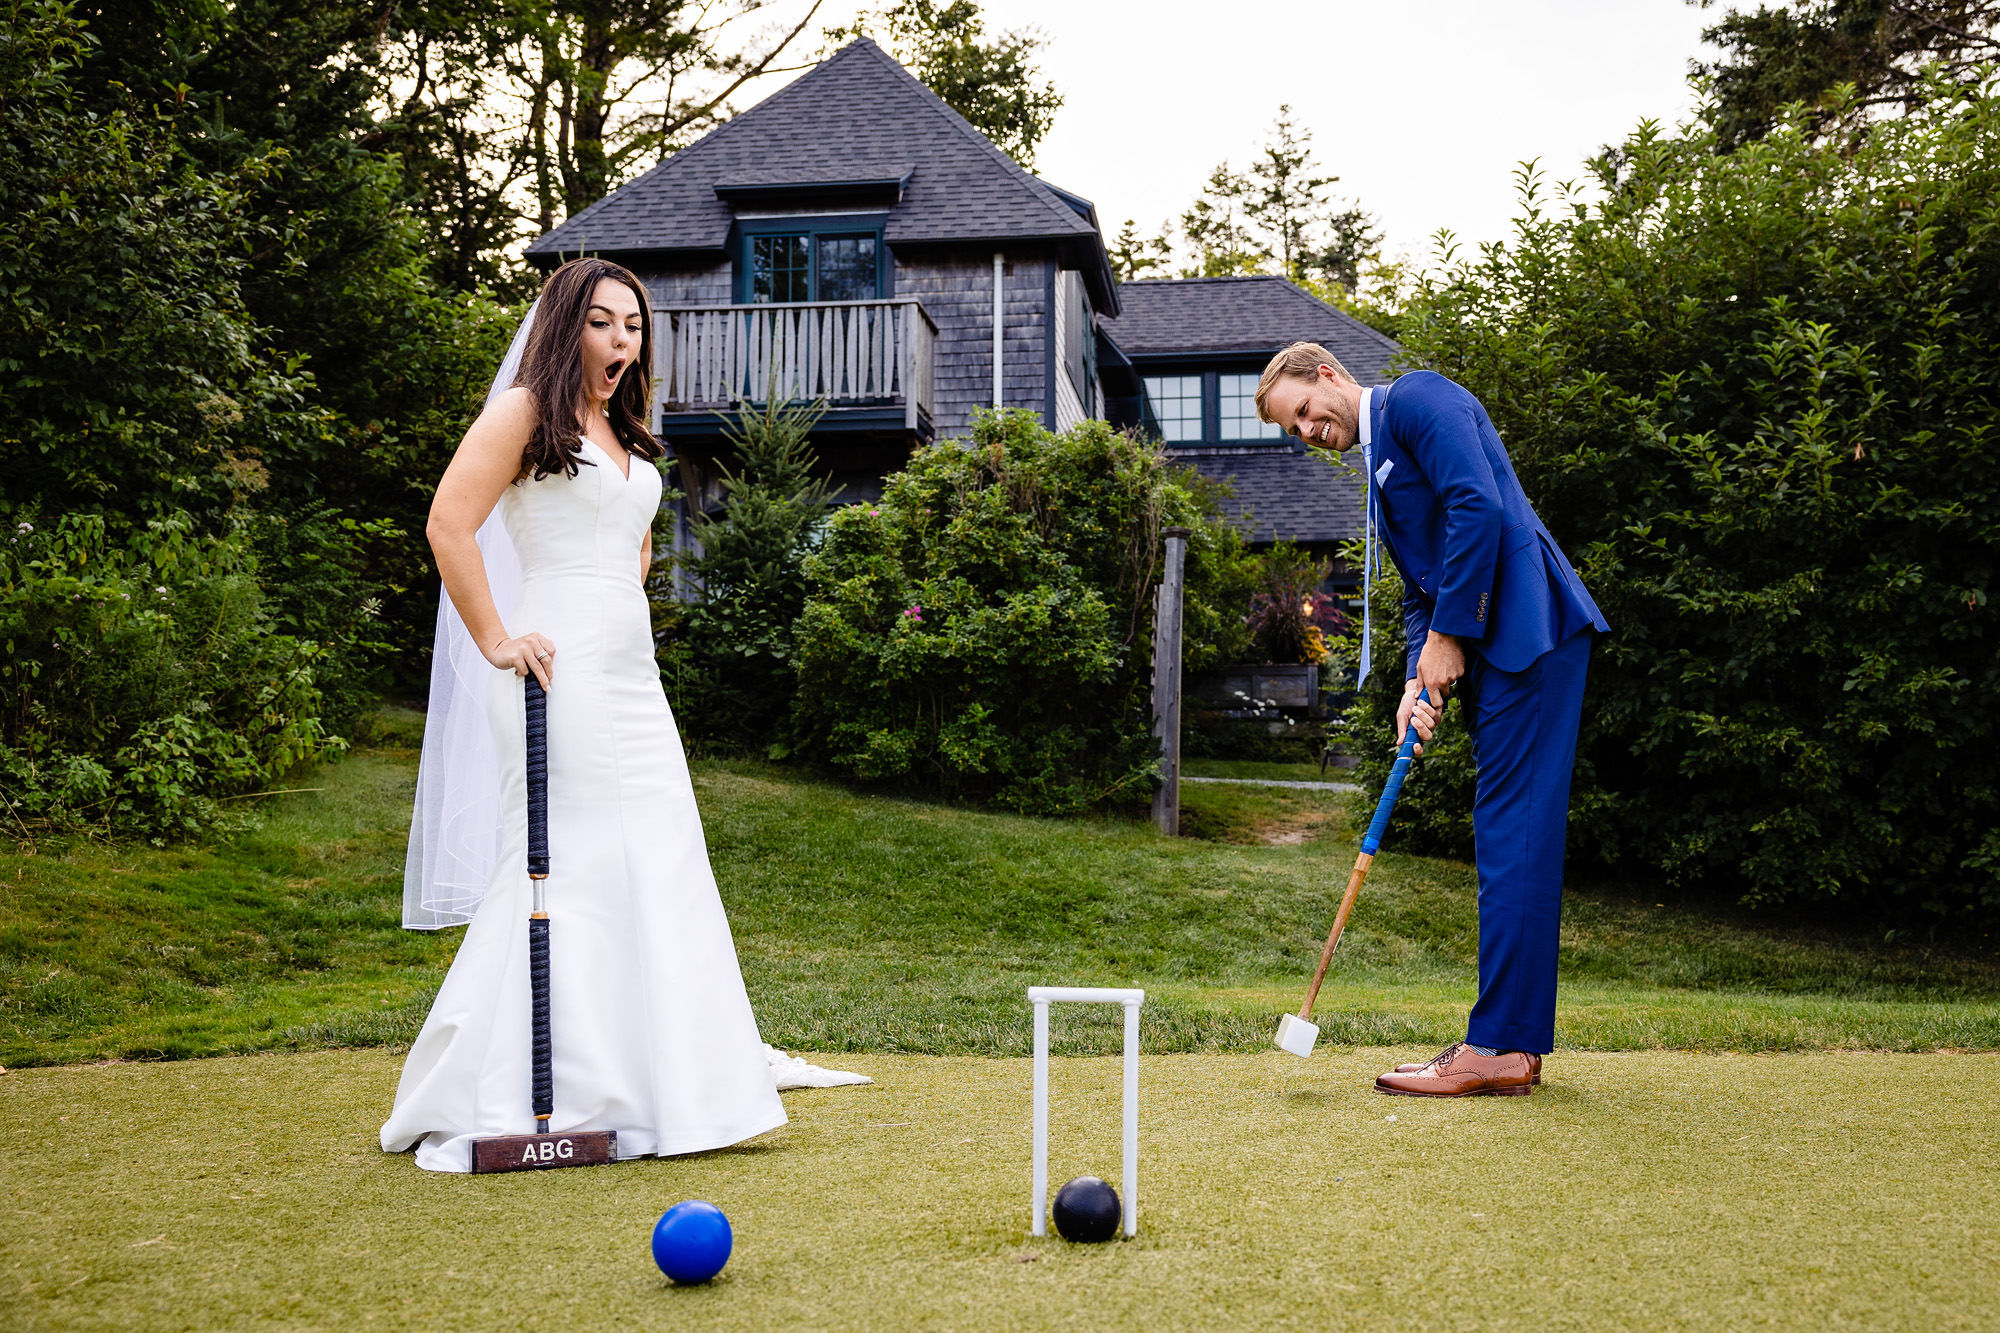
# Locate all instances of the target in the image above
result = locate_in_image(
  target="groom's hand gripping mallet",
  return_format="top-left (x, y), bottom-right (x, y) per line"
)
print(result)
top-left (1273, 689), bottom-right (1430, 1059)
top-left (470, 676), bottom-right (618, 1172)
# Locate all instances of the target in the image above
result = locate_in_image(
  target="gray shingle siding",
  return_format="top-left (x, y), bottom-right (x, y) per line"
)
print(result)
top-left (895, 249), bottom-right (1050, 440)
top-left (641, 264), bottom-right (731, 307)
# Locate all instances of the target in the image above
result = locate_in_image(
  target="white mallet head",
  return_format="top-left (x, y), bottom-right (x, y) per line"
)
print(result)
top-left (1274, 1013), bottom-right (1319, 1059)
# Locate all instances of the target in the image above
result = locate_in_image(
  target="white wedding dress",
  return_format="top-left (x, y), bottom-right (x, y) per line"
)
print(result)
top-left (381, 439), bottom-right (790, 1172)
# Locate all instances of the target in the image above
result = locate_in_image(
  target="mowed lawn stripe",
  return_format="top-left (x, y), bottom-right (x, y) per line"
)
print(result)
top-left (2, 713), bottom-right (1996, 1067)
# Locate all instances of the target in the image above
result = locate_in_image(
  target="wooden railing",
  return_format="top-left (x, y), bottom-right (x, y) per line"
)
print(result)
top-left (654, 299), bottom-right (937, 433)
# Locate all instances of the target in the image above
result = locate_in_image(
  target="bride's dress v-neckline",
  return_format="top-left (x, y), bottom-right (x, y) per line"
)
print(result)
top-left (579, 435), bottom-right (631, 481)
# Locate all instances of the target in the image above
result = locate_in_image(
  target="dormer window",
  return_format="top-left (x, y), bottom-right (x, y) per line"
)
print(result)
top-left (739, 217), bottom-right (887, 303)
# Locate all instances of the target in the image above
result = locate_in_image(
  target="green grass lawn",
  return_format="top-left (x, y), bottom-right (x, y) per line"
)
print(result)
top-left (3, 711), bottom-right (1996, 1070)
top-left (6, 1046), bottom-right (1997, 1330)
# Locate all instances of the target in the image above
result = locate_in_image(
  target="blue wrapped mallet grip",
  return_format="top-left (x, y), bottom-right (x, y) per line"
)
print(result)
top-left (1360, 688), bottom-right (1430, 857)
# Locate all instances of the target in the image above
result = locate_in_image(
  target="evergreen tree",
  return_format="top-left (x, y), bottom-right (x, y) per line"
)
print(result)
top-left (673, 397), bottom-right (835, 753)
top-left (1694, 0), bottom-right (2000, 147)
top-left (1178, 163), bottom-right (1269, 277)
top-left (1243, 105), bottom-right (1334, 281)
top-left (1166, 109), bottom-right (1382, 295)
top-left (1109, 219), bottom-right (1172, 282)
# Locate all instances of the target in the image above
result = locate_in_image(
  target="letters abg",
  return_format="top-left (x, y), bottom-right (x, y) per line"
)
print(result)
top-left (522, 1137), bottom-right (578, 1164)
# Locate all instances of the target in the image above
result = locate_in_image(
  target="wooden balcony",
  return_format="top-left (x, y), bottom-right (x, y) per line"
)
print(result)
top-left (653, 299), bottom-right (937, 437)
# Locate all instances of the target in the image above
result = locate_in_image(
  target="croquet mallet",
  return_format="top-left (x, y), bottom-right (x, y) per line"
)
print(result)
top-left (1274, 688), bottom-right (1430, 1059)
top-left (469, 675), bottom-right (618, 1172)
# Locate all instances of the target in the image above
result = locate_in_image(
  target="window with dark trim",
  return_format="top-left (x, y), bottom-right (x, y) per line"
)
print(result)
top-left (738, 218), bottom-right (887, 302)
top-left (1142, 370), bottom-right (1290, 444)
top-left (1143, 375), bottom-right (1203, 443)
top-left (1218, 373), bottom-right (1284, 440)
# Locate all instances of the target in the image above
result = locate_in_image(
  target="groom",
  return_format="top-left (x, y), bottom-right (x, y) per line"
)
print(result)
top-left (1256, 344), bottom-right (1607, 1096)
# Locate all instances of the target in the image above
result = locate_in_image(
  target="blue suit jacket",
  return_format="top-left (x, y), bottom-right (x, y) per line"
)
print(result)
top-left (1367, 371), bottom-right (1608, 676)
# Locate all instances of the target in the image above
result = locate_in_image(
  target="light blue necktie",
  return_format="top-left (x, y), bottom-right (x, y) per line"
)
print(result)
top-left (1356, 386), bottom-right (1377, 690)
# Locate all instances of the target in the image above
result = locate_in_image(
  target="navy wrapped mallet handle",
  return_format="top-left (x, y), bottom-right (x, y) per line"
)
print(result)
top-left (1294, 688), bottom-right (1432, 1023)
top-left (525, 675), bottom-right (553, 1132)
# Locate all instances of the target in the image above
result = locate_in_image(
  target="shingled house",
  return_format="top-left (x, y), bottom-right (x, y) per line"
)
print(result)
top-left (526, 38), bottom-right (1395, 578)
top-left (1099, 276), bottom-right (1398, 579)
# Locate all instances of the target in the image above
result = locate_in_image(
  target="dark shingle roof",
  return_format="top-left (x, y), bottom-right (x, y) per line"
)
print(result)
top-left (1100, 276), bottom-right (1398, 384)
top-left (1185, 450), bottom-right (1365, 547)
top-left (528, 39), bottom-right (1101, 265)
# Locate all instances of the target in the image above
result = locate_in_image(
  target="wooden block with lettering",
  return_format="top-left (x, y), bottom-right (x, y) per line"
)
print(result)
top-left (469, 1129), bottom-right (619, 1174)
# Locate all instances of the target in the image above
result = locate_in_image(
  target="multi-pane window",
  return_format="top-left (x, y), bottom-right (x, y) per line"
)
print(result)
top-left (817, 236), bottom-right (878, 301)
top-left (1144, 375), bottom-right (1203, 443)
top-left (1218, 373), bottom-right (1284, 440)
top-left (750, 234), bottom-right (810, 303)
top-left (747, 230), bottom-right (880, 302)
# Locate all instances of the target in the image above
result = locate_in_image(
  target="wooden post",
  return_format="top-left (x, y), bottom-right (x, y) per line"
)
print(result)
top-left (1152, 527), bottom-right (1191, 835)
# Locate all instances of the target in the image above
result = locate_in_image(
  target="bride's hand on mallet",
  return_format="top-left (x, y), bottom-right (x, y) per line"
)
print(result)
top-left (488, 632), bottom-right (557, 689)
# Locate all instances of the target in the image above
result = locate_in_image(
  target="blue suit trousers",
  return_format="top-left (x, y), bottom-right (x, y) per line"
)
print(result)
top-left (1458, 628), bottom-right (1593, 1055)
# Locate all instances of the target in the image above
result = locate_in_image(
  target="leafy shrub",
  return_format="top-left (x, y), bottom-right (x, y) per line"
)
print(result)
top-left (1381, 75), bottom-right (2000, 917)
top-left (793, 410), bottom-right (1251, 814)
top-left (0, 514), bottom-right (340, 837)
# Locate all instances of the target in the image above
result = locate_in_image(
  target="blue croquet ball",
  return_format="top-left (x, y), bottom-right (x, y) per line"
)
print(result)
top-left (1052, 1176), bottom-right (1121, 1243)
top-left (651, 1200), bottom-right (733, 1283)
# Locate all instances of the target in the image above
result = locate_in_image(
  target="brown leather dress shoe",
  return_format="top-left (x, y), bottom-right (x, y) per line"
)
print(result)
top-left (1376, 1043), bottom-right (1535, 1097)
top-left (1394, 1048), bottom-right (1541, 1084)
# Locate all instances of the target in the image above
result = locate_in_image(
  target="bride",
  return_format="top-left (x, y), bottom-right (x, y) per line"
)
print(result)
top-left (381, 258), bottom-right (797, 1172)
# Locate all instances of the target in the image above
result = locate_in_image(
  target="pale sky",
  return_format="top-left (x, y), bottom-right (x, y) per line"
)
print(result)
top-left (746, 0), bottom-right (1722, 270)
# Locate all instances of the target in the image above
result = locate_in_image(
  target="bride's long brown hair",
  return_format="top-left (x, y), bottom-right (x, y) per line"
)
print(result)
top-left (515, 257), bottom-right (663, 480)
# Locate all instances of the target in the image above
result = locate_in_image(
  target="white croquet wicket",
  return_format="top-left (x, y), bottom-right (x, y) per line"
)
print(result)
top-left (1028, 986), bottom-right (1144, 1238)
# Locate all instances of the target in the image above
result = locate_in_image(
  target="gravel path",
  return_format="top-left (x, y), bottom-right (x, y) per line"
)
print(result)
top-left (1182, 775), bottom-right (1360, 793)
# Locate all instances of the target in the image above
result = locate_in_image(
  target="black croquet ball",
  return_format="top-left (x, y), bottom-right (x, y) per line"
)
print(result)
top-left (1052, 1176), bottom-right (1121, 1243)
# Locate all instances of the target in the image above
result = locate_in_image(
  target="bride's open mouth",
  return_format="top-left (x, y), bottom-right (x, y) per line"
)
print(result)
top-left (601, 358), bottom-right (625, 388)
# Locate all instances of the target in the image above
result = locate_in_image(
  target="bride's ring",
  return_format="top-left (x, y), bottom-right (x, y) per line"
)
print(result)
top-left (536, 651), bottom-right (551, 660)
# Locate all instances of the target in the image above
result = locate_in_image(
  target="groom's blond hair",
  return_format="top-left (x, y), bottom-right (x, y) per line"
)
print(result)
top-left (1255, 342), bottom-right (1354, 423)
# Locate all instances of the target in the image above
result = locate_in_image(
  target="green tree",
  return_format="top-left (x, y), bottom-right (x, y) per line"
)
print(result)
top-left (1108, 218), bottom-right (1172, 282)
top-left (0, 1), bottom-right (347, 832)
top-left (1242, 105), bottom-right (1334, 281)
top-left (1694, 0), bottom-right (2000, 147)
top-left (523, 0), bottom-right (824, 226)
top-left (1178, 163), bottom-right (1269, 277)
top-left (1373, 76), bottom-right (2000, 920)
top-left (828, 0), bottom-right (1063, 167)
top-left (67, 0), bottom-right (522, 673)
top-left (1169, 108), bottom-right (1383, 295)
top-left (668, 397), bottom-right (834, 754)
